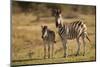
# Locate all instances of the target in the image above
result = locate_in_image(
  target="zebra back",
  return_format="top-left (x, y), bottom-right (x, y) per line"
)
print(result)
top-left (41, 26), bottom-right (56, 43)
top-left (58, 20), bottom-right (87, 40)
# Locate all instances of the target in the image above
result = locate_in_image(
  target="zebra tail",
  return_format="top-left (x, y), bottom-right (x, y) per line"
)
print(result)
top-left (86, 33), bottom-right (91, 42)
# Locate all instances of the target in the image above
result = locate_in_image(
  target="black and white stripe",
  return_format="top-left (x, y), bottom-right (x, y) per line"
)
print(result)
top-left (53, 9), bottom-right (90, 57)
top-left (41, 25), bottom-right (56, 59)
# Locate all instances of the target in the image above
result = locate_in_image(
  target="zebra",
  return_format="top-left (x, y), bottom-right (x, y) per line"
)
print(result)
top-left (41, 25), bottom-right (56, 59)
top-left (53, 9), bottom-right (90, 58)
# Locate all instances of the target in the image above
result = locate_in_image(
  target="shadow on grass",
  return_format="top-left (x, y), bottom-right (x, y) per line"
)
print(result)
top-left (12, 58), bottom-right (43, 62)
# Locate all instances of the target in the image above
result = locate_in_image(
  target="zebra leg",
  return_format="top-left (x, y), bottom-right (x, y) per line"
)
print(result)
top-left (51, 43), bottom-right (54, 59)
top-left (48, 43), bottom-right (50, 58)
top-left (44, 44), bottom-right (46, 59)
top-left (82, 33), bottom-right (86, 56)
top-left (76, 38), bottom-right (81, 56)
top-left (62, 40), bottom-right (67, 58)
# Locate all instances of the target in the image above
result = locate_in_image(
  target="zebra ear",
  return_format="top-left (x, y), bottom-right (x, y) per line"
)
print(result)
top-left (41, 25), bottom-right (44, 29)
top-left (58, 9), bottom-right (61, 13)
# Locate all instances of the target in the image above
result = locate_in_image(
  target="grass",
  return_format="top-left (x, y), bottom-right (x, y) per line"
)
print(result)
top-left (12, 13), bottom-right (96, 66)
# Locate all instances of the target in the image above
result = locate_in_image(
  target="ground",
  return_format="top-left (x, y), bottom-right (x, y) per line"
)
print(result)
top-left (12, 13), bottom-right (96, 66)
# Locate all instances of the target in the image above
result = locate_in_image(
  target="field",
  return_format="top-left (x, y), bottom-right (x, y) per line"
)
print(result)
top-left (11, 12), bottom-right (96, 66)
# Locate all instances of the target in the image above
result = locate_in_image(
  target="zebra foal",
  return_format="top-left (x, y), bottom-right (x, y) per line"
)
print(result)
top-left (41, 25), bottom-right (56, 59)
top-left (53, 9), bottom-right (90, 58)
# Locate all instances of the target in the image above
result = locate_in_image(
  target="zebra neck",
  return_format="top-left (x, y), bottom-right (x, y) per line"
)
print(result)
top-left (58, 26), bottom-right (65, 33)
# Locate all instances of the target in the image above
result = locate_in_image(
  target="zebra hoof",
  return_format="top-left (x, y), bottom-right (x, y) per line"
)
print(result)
top-left (83, 54), bottom-right (85, 56)
top-left (44, 57), bottom-right (46, 59)
top-left (75, 54), bottom-right (78, 56)
top-left (63, 53), bottom-right (68, 58)
top-left (75, 53), bottom-right (79, 56)
top-left (63, 55), bottom-right (67, 58)
top-left (48, 57), bottom-right (50, 59)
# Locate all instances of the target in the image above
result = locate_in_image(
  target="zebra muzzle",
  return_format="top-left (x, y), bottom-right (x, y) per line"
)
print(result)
top-left (54, 41), bottom-right (56, 43)
top-left (41, 36), bottom-right (43, 39)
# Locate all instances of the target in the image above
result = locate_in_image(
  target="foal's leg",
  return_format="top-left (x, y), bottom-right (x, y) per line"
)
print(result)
top-left (51, 43), bottom-right (54, 59)
top-left (44, 43), bottom-right (46, 59)
top-left (48, 43), bottom-right (50, 58)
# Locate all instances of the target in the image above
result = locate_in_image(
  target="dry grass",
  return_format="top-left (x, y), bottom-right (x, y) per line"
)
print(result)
top-left (12, 13), bottom-right (96, 66)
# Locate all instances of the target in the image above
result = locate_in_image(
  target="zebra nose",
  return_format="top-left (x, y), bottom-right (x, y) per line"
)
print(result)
top-left (41, 36), bottom-right (43, 38)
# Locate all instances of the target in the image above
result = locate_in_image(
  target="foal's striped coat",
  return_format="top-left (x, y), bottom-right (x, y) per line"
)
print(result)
top-left (53, 9), bottom-right (90, 57)
top-left (41, 25), bottom-right (56, 58)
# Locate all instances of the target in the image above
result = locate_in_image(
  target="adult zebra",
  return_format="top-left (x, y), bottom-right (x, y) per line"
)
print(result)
top-left (53, 9), bottom-right (90, 58)
top-left (41, 25), bottom-right (56, 59)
